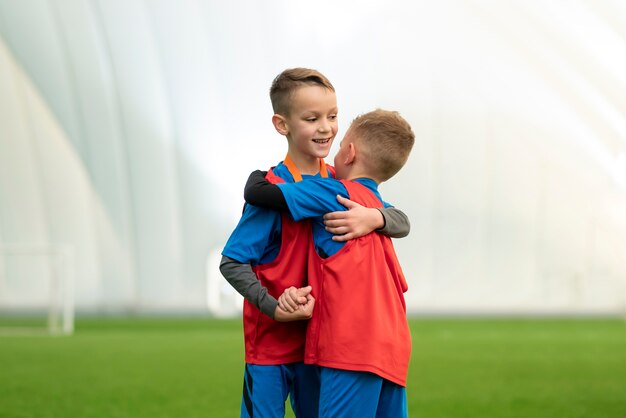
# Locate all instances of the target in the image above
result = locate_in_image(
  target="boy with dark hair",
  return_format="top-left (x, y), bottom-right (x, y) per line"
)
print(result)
top-left (220, 69), bottom-right (410, 418)
top-left (244, 109), bottom-right (415, 418)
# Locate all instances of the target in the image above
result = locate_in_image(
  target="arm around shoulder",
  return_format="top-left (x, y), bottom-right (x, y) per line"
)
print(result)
top-left (323, 195), bottom-right (410, 241)
top-left (243, 170), bottom-right (289, 211)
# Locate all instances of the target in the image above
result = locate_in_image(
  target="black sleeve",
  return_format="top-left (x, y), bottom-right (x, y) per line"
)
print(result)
top-left (243, 170), bottom-right (289, 212)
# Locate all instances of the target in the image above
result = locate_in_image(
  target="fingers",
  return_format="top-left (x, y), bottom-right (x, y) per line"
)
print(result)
top-left (295, 285), bottom-right (312, 300)
top-left (288, 286), bottom-right (307, 305)
top-left (336, 194), bottom-right (358, 209)
top-left (323, 211), bottom-right (348, 221)
top-left (325, 220), bottom-right (361, 240)
top-left (278, 287), bottom-right (299, 313)
top-left (324, 225), bottom-right (351, 235)
top-left (276, 294), bottom-right (316, 321)
top-left (323, 195), bottom-right (360, 220)
top-left (323, 217), bottom-right (350, 228)
top-left (299, 295), bottom-right (316, 318)
top-left (331, 233), bottom-right (355, 242)
top-left (278, 286), bottom-right (313, 312)
top-left (278, 294), bottom-right (293, 313)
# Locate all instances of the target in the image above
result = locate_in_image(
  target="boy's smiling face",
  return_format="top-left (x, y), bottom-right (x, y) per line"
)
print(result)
top-left (282, 85), bottom-right (338, 162)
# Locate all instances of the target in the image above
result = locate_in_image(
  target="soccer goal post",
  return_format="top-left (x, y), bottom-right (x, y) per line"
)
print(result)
top-left (0, 244), bottom-right (74, 335)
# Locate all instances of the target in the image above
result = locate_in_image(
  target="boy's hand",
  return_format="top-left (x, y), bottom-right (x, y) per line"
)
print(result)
top-left (278, 286), bottom-right (312, 313)
top-left (323, 195), bottom-right (384, 242)
top-left (274, 294), bottom-right (315, 322)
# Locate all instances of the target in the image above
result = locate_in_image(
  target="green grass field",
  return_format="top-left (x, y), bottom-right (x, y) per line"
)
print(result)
top-left (1, 317), bottom-right (625, 418)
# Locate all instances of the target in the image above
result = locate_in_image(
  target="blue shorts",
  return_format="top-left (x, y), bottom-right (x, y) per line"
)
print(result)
top-left (241, 362), bottom-right (320, 418)
top-left (319, 367), bottom-right (407, 418)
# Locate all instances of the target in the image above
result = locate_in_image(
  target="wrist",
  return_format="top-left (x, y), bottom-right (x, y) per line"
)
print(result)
top-left (374, 208), bottom-right (386, 230)
top-left (274, 306), bottom-right (288, 322)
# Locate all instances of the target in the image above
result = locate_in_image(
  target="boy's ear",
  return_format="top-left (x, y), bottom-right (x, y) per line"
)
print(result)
top-left (272, 114), bottom-right (288, 136)
top-left (344, 142), bottom-right (356, 165)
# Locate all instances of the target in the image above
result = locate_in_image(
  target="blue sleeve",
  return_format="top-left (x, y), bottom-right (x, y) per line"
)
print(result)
top-left (221, 203), bottom-right (282, 266)
top-left (277, 178), bottom-right (350, 221)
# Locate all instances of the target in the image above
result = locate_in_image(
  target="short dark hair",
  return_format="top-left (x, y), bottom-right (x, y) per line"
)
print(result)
top-left (270, 68), bottom-right (335, 116)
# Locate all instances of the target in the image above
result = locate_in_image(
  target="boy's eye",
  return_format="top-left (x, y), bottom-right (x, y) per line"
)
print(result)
top-left (329, 115), bottom-right (337, 120)
top-left (306, 118), bottom-right (317, 122)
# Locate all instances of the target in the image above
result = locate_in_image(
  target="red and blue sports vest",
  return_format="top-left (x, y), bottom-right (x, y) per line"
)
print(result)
top-left (304, 179), bottom-right (412, 386)
top-left (243, 158), bottom-right (333, 364)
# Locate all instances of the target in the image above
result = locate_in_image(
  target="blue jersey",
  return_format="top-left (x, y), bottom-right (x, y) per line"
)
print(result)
top-left (277, 177), bottom-right (392, 258)
top-left (222, 162), bottom-right (332, 265)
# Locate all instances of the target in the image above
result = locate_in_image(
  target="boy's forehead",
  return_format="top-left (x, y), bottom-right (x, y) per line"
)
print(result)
top-left (290, 85), bottom-right (337, 111)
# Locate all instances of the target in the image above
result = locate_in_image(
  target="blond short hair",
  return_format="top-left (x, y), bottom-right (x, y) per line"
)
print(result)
top-left (349, 109), bottom-right (414, 182)
top-left (270, 68), bottom-right (335, 116)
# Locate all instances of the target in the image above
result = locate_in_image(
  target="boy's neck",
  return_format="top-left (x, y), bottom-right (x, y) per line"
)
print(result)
top-left (344, 165), bottom-right (382, 184)
top-left (286, 153), bottom-right (322, 176)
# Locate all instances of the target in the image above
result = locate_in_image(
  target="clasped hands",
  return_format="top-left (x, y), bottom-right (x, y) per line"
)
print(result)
top-left (273, 286), bottom-right (315, 322)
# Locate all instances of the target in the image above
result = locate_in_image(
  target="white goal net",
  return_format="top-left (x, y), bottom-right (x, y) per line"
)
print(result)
top-left (0, 244), bottom-right (74, 335)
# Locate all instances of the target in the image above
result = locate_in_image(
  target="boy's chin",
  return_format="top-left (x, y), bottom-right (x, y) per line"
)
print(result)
top-left (310, 150), bottom-right (331, 159)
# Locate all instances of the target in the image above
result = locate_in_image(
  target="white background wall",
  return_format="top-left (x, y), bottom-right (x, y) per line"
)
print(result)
top-left (0, 0), bottom-right (625, 315)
